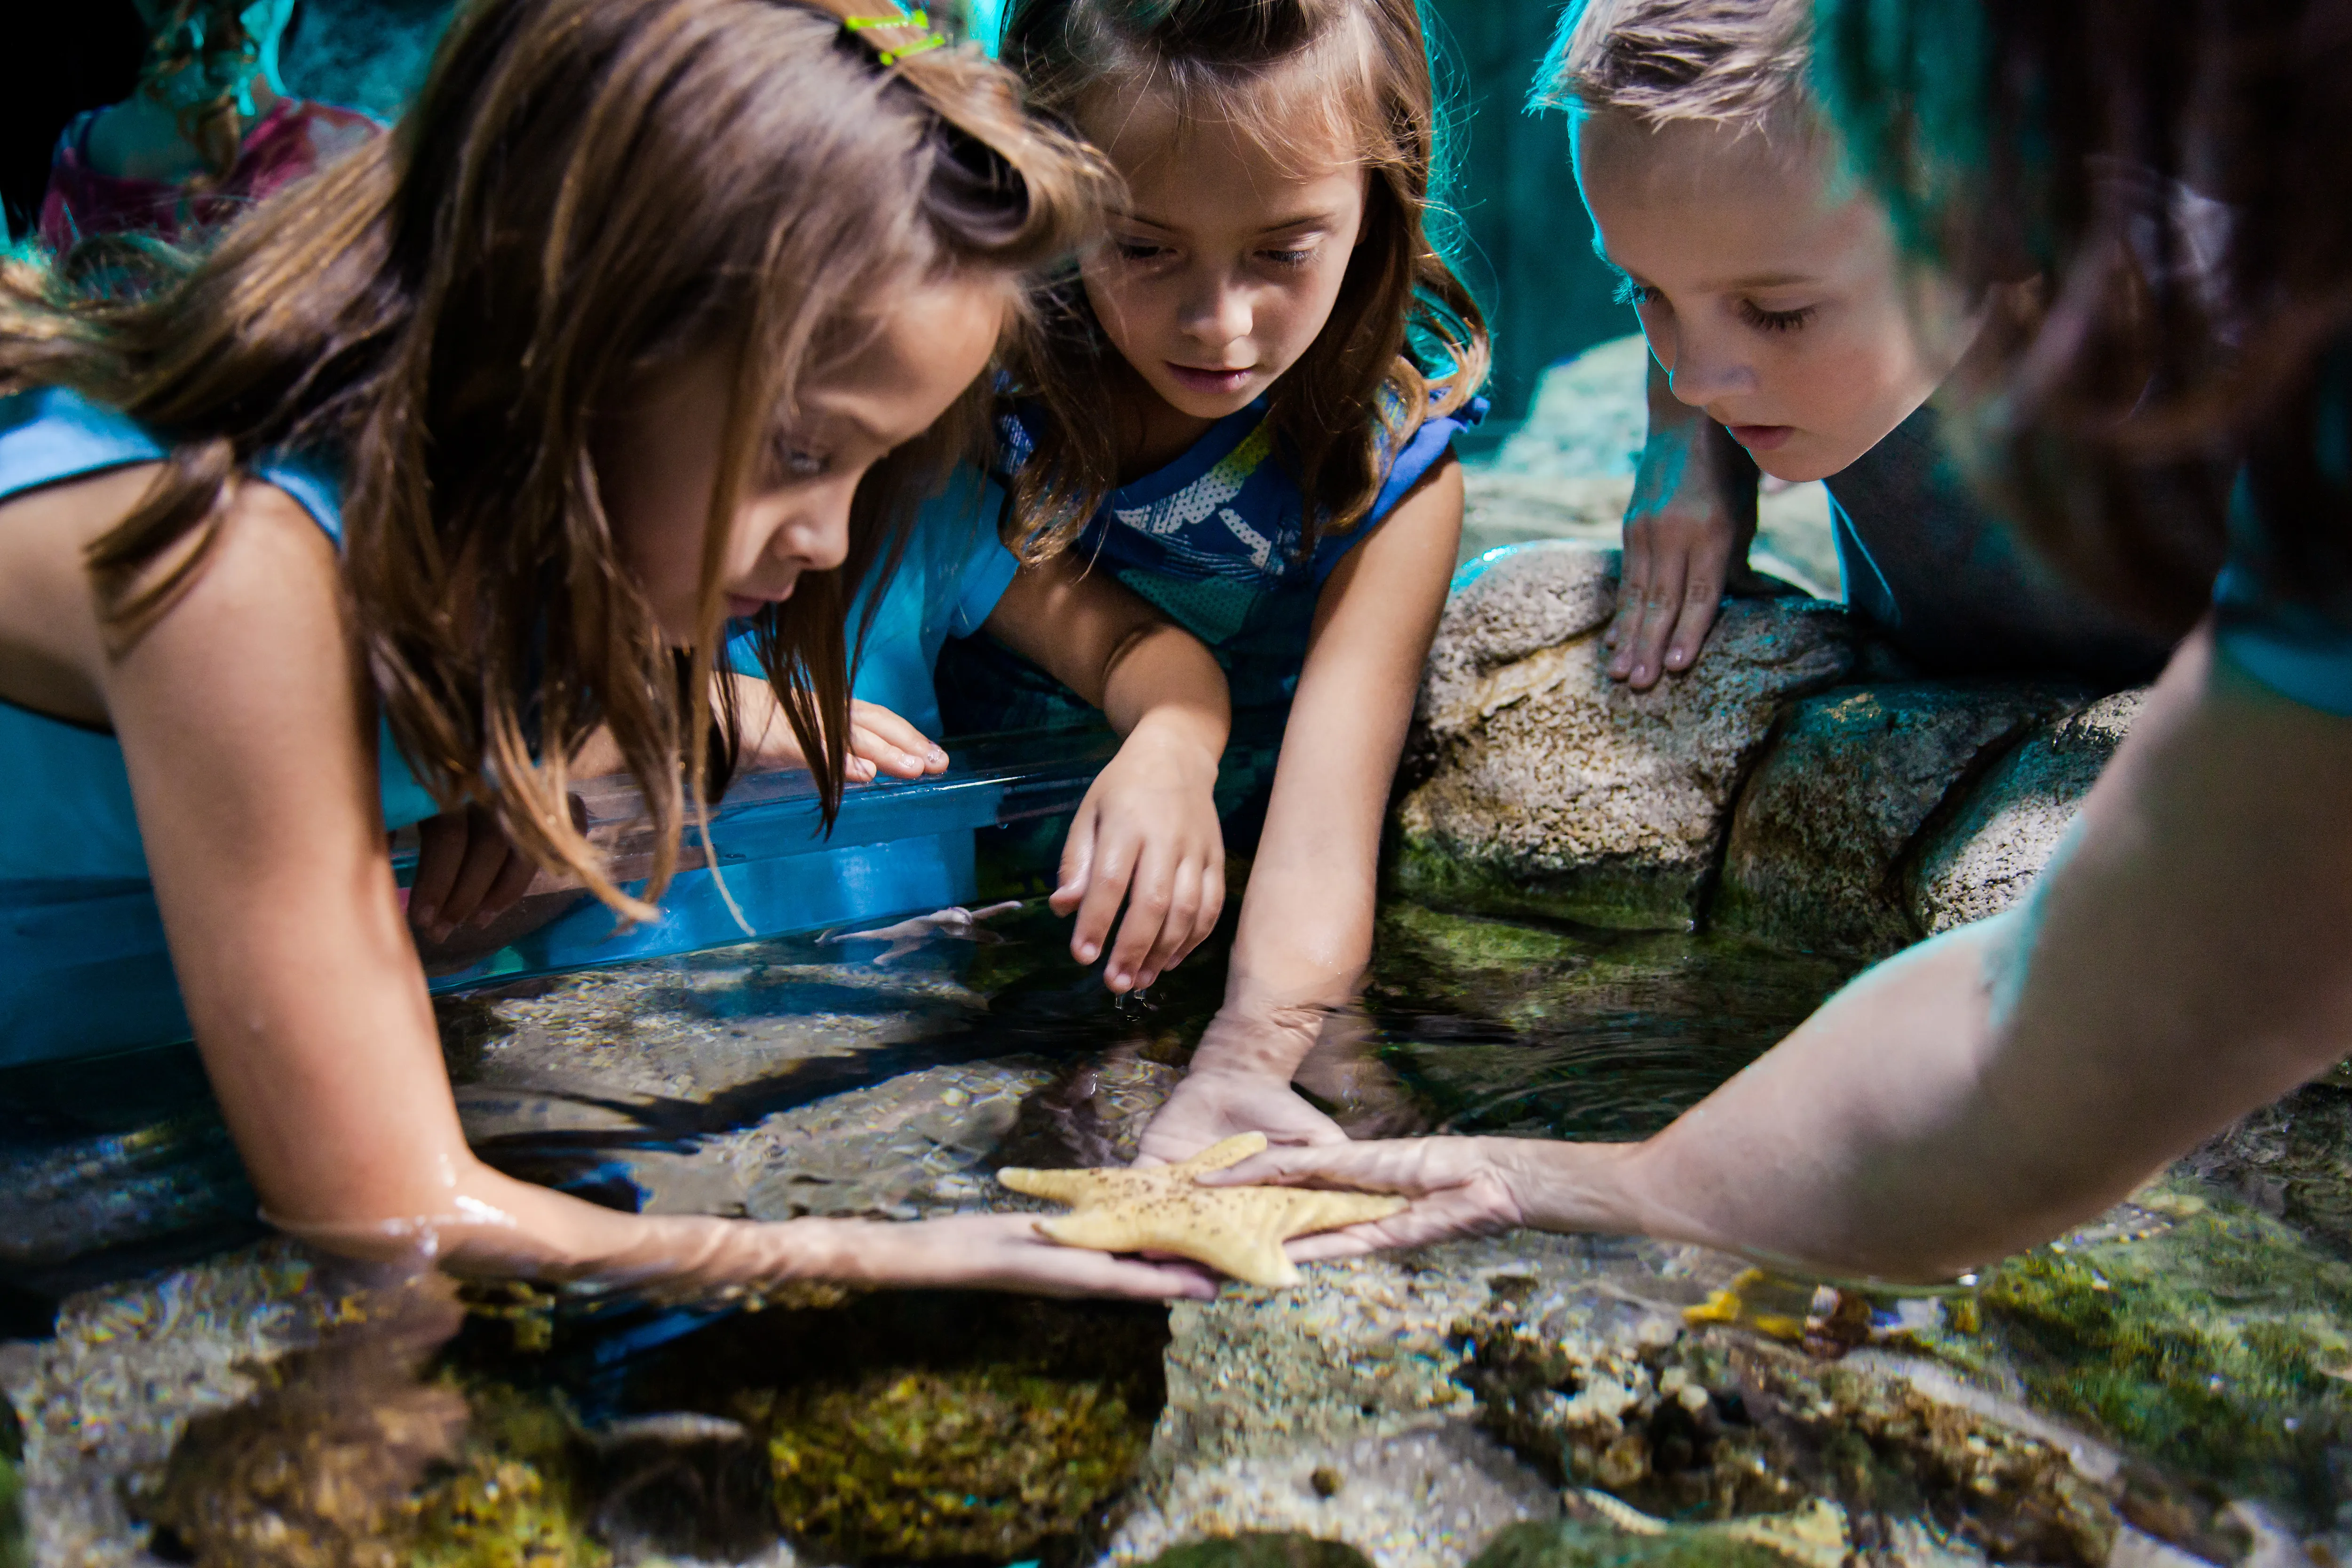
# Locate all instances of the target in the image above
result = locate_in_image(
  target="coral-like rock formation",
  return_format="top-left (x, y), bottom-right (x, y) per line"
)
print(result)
top-left (1715, 683), bottom-right (2086, 956)
top-left (1397, 542), bottom-right (1853, 931)
top-left (1906, 688), bottom-right (2147, 934)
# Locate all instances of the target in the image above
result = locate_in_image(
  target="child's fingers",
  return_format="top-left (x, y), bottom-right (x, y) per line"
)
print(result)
top-left (1663, 550), bottom-right (1726, 674)
top-left (406, 812), bottom-right (470, 934)
top-left (1130, 857), bottom-right (1204, 990)
top-left (1102, 844), bottom-right (1173, 993)
top-left (437, 816), bottom-right (518, 932)
top-left (1051, 806), bottom-right (1097, 920)
top-left (472, 846), bottom-right (540, 928)
top-left (849, 701), bottom-right (947, 777)
top-left (1072, 838), bottom-right (1144, 983)
top-left (1607, 528), bottom-right (1655, 670)
top-left (1622, 545), bottom-right (1688, 691)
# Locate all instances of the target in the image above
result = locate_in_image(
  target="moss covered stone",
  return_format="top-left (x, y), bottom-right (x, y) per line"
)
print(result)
top-left (1138, 1534), bottom-right (1376, 1568)
top-left (765, 1365), bottom-right (1146, 1560)
top-left (404, 1383), bottom-right (609, 1568)
top-left (1980, 1180), bottom-right (2352, 1519)
top-left (1468, 1519), bottom-right (1796, 1568)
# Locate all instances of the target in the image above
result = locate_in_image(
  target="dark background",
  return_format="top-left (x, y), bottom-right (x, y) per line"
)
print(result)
top-left (0, 0), bottom-right (1627, 436)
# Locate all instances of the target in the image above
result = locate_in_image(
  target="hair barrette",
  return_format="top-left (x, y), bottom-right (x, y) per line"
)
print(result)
top-left (842, 8), bottom-right (948, 65)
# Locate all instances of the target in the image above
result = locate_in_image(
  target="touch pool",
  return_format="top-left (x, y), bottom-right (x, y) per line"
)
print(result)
top-left (6, 884), bottom-right (2352, 1567)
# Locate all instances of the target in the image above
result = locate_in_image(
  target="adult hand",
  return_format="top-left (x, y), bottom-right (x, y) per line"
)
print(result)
top-left (1052, 717), bottom-right (1225, 993)
top-left (1198, 1135), bottom-right (1529, 1262)
top-left (853, 1213), bottom-right (1220, 1299)
top-left (1606, 359), bottom-right (1760, 690)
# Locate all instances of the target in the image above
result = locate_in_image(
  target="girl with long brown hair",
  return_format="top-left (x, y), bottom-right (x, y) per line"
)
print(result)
top-left (936, 0), bottom-right (1491, 1164)
top-left (0, 0), bottom-right (1215, 1298)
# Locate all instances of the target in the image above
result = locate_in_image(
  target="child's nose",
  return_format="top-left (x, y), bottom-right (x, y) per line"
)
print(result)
top-left (1663, 333), bottom-right (1752, 409)
top-left (762, 489), bottom-right (852, 573)
top-left (1178, 273), bottom-right (1252, 346)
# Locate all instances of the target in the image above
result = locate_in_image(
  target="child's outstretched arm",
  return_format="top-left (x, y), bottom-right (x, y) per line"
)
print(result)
top-left (100, 477), bottom-right (1209, 1302)
top-left (1135, 456), bottom-right (1463, 1165)
top-left (981, 554), bottom-right (1231, 992)
top-left (1607, 356), bottom-right (1762, 690)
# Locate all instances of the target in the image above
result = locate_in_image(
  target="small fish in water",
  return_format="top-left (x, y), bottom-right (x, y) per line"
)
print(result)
top-left (820, 901), bottom-right (1025, 964)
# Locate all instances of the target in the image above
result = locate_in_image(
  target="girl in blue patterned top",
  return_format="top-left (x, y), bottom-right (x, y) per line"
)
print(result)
top-left (936, 0), bottom-right (1489, 1163)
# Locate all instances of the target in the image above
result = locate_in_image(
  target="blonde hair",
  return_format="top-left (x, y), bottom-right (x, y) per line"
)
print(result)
top-left (1534, 0), bottom-right (1817, 138)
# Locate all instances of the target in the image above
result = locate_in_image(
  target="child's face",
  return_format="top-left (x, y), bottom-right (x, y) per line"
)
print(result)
top-left (1574, 113), bottom-right (1975, 483)
top-left (1076, 88), bottom-right (1368, 424)
top-left (600, 278), bottom-right (1006, 643)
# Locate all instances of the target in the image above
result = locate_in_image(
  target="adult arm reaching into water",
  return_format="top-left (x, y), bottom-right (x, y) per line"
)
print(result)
top-left (1209, 625), bottom-right (2352, 1281)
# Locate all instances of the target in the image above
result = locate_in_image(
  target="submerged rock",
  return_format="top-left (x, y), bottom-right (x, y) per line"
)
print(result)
top-left (1466, 1517), bottom-right (1804, 1568)
top-left (1397, 542), bottom-right (1853, 931)
top-left (1137, 1535), bottom-right (1376, 1568)
top-left (1979, 1178), bottom-right (2352, 1523)
top-left (1906, 688), bottom-right (2147, 934)
top-left (763, 1366), bottom-right (1146, 1560)
top-left (1715, 683), bottom-right (2084, 957)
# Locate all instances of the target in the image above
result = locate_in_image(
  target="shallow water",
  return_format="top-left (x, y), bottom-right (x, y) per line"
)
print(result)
top-left (8, 882), bottom-right (2352, 1567)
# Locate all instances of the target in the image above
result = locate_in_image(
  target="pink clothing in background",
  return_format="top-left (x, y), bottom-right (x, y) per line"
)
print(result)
top-left (37, 97), bottom-right (383, 251)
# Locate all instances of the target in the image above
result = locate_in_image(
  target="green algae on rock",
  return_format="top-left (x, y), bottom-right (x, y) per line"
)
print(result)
top-left (1138, 1533), bottom-right (1377, 1568)
top-left (1979, 1178), bottom-right (2352, 1520)
top-left (405, 1381), bottom-right (610, 1568)
top-left (764, 1365), bottom-right (1146, 1559)
top-left (1466, 1518), bottom-right (1796, 1568)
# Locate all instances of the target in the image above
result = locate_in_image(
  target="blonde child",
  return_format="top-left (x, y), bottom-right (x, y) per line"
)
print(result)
top-left (937, 0), bottom-right (1490, 1160)
top-left (0, 0), bottom-right (1216, 1300)
top-left (1551, 0), bottom-right (2186, 692)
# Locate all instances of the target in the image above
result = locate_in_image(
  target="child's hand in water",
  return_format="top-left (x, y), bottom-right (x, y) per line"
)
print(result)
top-left (1607, 360), bottom-right (1761, 690)
top-left (1053, 715), bottom-right (1225, 993)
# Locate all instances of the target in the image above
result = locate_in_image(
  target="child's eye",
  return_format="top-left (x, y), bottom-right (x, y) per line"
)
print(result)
top-left (1260, 246), bottom-right (1316, 269)
top-left (768, 439), bottom-right (827, 480)
top-left (1113, 239), bottom-right (1168, 264)
top-left (1740, 300), bottom-right (1818, 333)
top-left (1613, 275), bottom-right (1659, 309)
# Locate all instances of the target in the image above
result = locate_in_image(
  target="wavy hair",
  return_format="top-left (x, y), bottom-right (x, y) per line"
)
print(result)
top-left (0, 0), bottom-right (1108, 920)
top-left (996, 0), bottom-right (1489, 561)
top-left (1816, 0), bottom-right (2345, 629)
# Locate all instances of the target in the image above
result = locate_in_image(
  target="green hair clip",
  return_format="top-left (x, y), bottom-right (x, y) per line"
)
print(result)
top-left (842, 8), bottom-right (947, 65)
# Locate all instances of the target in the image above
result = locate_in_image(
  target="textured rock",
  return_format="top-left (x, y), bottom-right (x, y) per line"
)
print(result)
top-left (1397, 542), bottom-right (1853, 930)
top-left (1715, 684), bottom-right (2087, 957)
top-left (1906, 689), bottom-right (2147, 934)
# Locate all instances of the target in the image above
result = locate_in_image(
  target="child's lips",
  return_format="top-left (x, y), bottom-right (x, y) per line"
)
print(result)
top-left (1166, 362), bottom-right (1255, 397)
top-left (726, 586), bottom-right (794, 619)
top-left (1727, 423), bottom-right (1796, 452)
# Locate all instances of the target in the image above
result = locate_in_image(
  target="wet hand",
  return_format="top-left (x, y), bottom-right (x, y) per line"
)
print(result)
top-left (1134, 1066), bottom-right (1344, 1169)
top-left (1196, 1135), bottom-right (1528, 1262)
top-left (864, 1213), bottom-right (1218, 1300)
top-left (1052, 719), bottom-right (1224, 992)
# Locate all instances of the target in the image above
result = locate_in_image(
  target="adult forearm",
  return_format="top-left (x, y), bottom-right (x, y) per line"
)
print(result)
top-left (1510, 632), bottom-right (2352, 1280)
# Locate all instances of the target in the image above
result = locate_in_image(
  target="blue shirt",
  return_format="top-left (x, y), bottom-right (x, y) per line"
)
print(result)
top-left (730, 466), bottom-right (1017, 734)
top-left (945, 390), bottom-right (1482, 725)
top-left (0, 385), bottom-right (439, 1065)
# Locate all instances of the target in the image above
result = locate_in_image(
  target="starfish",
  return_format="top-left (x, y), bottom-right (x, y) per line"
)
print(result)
top-left (996, 1132), bottom-right (1406, 1288)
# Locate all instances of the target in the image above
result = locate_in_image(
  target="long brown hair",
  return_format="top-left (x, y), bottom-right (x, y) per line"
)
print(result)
top-left (1818, 0), bottom-right (2352, 630)
top-left (0, 0), bottom-right (1106, 921)
top-left (996, 0), bottom-right (1489, 561)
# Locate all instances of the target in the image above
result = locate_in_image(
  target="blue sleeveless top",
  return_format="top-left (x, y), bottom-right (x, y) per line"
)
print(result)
top-left (942, 389), bottom-right (1483, 725)
top-left (0, 386), bottom-right (440, 1065)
